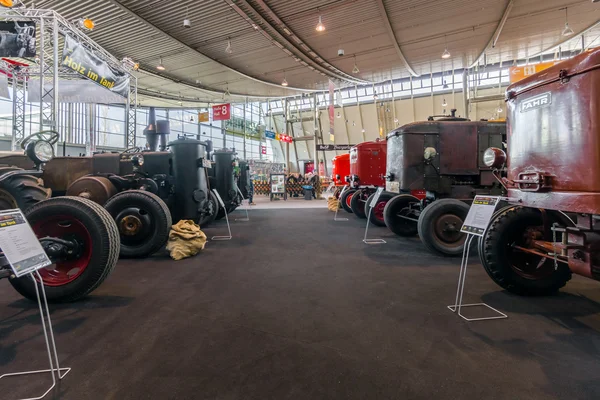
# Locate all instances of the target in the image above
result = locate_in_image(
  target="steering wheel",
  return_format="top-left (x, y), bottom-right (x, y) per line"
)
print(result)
top-left (121, 146), bottom-right (143, 154)
top-left (20, 130), bottom-right (59, 150)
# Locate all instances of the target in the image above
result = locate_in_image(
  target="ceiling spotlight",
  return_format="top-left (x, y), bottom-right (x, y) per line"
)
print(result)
top-left (281, 71), bottom-right (288, 86)
top-left (183, 6), bottom-right (191, 28)
top-left (190, 115), bottom-right (195, 122)
top-left (316, 15), bottom-right (325, 32)
top-left (78, 18), bottom-right (95, 31)
top-left (373, 92), bottom-right (378, 100)
top-left (336, 111), bottom-right (341, 118)
top-left (225, 38), bottom-right (233, 54)
top-left (352, 121), bottom-right (356, 126)
top-left (352, 55), bottom-right (360, 74)
top-left (394, 118), bottom-right (399, 123)
top-left (361, 128), bottom-right (366, 133)
top-left (0, 0), bottom-right (14, 8)
top-left (442, 98), bottom-right (448, 107)
top-left (156, 57), bottom-right (166, 71)
top-left (562, 8), bottom-right (574, 37)
top-left (386, 108), bottom-right (390, 112)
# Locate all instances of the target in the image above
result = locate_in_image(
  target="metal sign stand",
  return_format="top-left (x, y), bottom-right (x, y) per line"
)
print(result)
top-left (0, 209), bottom-right (71, 400)
top-left (333, 185), bottom-right (349, 221)
top-left (234, 184), bottom-right (249, 222)
top-left (211, 189), bottom-right (232, 241)
top-left (1, 271), bottom-right (72, 400)
top-left (363, 188), bottom-right (386, 244)
top-left (447, 195), bottom-right (507, 322)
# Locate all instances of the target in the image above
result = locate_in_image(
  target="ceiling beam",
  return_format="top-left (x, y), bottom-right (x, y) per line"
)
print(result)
top-left (469, 0), bottom-right (514, 69)
top-left (527, 19), bottom-right (600, 59)
top-left (104, 0), bottom-right (318, 95)
top-left (374, 0), bottom-right (419, 77)
top-left (223, 0), bottom-right (369, 85)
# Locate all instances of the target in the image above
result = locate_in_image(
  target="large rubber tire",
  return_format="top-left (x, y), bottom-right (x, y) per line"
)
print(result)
top-left (0, 165), bottom-right (51, 210)
top-left (340, 188), bottom-right (357, 214)
top-left (198, 190), bottom-right (219, 227)
top-left (9, 197), bottom-right (120, 303)
top-left (417, 199), bottom-right (470, 256)
top-left (104, 190), bottom-right (172, 258)
top-left (478, 206), bottom-right (572, 296)
top-left (367, 191), bottom-right (395, 227)
top-left (383, 194), bottom-right (420, 236)
top-left (350, 189), bottom-right (369, 219)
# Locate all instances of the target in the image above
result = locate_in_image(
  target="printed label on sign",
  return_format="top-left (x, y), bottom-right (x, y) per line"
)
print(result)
top-left (212, 189), bottom-right (226, 208)
top-left (386, 181), bottom-right (399, 193)
top-left (369, 187), bottom-right (384, 208)
top-left (202, 159), bottom-right (212, 168)
top-left (212, 104), bottom-right (231, 121)
top-left (0, 209), bottom-right (52, 278)
top-left (460, 196), bottom-right (500, 237)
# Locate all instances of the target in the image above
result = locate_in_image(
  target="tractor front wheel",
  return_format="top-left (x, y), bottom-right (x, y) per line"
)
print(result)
top-left (417, 199), bottom-right (470, 256)
top-left (198, 190), bottom-right (219, 227)
top-left (350, 189), bottom-right (369, 219)
top-left (367, 191), bottom-right (394, 227)
top-left (479, 206), bottom-right (572, 296)
top-left (105, 190), bottom-right (172, 258)
top-left (10, 197), bottom-right (120, 302)
top-left (340, 188), bottom-right (357, 214)
top-left (383, 194), bottom-right (420, 236)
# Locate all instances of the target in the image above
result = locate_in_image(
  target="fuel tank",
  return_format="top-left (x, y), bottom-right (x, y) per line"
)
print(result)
top-left (385, 120), bottom-right (505, 195)
top-left (349, 140), bottom-right (386, 187)
top-left (505, 48), bottom-right (600, 214)
top-left (331, 153), bottom-right (350, 186)
top-left (238, 160), bottom-right (250, 197)
top-left (210, 149), bottom-right (238, 208)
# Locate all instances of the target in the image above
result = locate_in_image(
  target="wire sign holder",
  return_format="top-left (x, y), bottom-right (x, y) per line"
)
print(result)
top-left (363, 187), bottom-right (386, 244)
top-left (211, 189), bottom-right (232, 241)
top-left (234, 183), bottom-right (249, 222)
top-left (333, 185), bottom-right (349, 221)
top-left (448, 195), bottom-right (507, 322)
top-left (0, 209), bottom-right (71, 400)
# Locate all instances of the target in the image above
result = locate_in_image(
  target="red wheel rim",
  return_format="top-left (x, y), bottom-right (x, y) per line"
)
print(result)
top-left (32, 215), bottom-right (92, 286)
top-left (374, 201), bottom-right (386, 221)
top-left (346, 193), bottom-right (354, 208)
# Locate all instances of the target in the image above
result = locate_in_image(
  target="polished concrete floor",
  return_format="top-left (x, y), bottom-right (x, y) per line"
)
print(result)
top-left (1, 208), bottom-right (600, 399)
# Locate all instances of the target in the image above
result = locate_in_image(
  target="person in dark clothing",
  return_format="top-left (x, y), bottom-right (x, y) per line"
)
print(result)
top-left (309, 173), bottom-right (319, 199)
top-left (248, 179), bottom-right (255, 205)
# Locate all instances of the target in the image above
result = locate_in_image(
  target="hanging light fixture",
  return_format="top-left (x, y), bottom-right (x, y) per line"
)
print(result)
top-left (373, 91), bottom-right (378, 100)
top-left (352, 121), bottom-right (356, 126)
top-left (0, 0), bottom-right (14, 8)
top-left (336, 111), bottom-right (341, 118)
top-left (156, 57), bottom-right (166, 71)
top-left (441, 35), bottom-right (451, 59)
top-left (394, 118), bottom-right (399, 123)
top-left (497, 103), bottom-right (503, 113)
top-left (183, 6), bottom-right (191, 28)
top-left (316, 15), bottom-right (325, 32)
top-left (442, 80), bottom-right (449, 89)
top-left (352, 55), bottom-right (360, 74)
top-left (562, 7), bottom-right (574, 37)
top-left (442, 98), bottom-right (448, 107)
top-left (361, 128), bottom-right (366, 133)
top-left (281, 71), bottom-right (288, 86)
top-left (225, 37), bottom-right (233, 54)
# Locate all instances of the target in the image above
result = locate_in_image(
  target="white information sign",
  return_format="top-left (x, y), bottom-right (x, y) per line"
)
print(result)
top-left (212, 189), bottom-right (226, 208)
top-left (460, 196), bottom-right (501, 237)
top-left (0, 209), bottom-right (51, 278)
top-left (369, 187), bottom-right (385, 208)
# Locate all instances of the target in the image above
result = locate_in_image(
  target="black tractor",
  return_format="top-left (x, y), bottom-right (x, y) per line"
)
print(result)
top-left (208, 149), bottom-right (243, 219)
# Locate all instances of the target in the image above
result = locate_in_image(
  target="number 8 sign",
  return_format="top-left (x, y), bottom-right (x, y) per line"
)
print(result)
top-left (212, 104), bottom-right (231, 121)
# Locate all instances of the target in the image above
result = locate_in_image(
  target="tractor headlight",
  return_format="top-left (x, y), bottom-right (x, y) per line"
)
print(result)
top-left (26, 140), bottom-right (54, 164)
top-left (424, 147), bottom-right (437, 160)
top-left (131, 154), bottom-right (144, 167)
top-left (483, 147), bottom-right (506, 168)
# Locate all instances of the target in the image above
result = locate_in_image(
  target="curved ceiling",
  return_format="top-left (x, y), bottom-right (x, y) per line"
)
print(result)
top-left (28, 0), bottom-right (600, 103)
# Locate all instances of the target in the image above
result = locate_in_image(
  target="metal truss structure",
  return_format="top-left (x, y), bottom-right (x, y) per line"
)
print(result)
top-left (0, 7), bottom-right (138, 150)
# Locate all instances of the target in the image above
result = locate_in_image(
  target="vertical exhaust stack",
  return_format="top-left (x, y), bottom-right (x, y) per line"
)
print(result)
top-left (155, 120), bottom-right (170, 151)
top-left (143, 107), bottom-right (170, 151)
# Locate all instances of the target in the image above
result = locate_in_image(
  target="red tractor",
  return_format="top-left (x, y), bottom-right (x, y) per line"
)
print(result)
top-left (382, 111), bottom-right (506, 256)
top-left (341, 140), bottom-right (387, 218)
top-left (331, 153), bottom-right (350, 199)
top-left (479, 48), bottom-right (600, 295)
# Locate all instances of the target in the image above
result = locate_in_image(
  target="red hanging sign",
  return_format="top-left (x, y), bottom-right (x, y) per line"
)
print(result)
top-left (279, 134), bottom-right (293, 143)
top-left (261, 145), bottom-right (267, 155)
top-left (212, 104), bottom-right (231, 121)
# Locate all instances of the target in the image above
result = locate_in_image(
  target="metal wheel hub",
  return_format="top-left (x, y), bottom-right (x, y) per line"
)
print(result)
top-left (119, 215), bottom-right (143, 236)
top-left (0, 189), bottom-right (17, 209)
top-left (434, 214), bottom-right (464, 243)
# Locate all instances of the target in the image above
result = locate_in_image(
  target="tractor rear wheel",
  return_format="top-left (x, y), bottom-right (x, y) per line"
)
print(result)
top-left (0, 165), bottom-right (51, 210)
top-left (367, 191), bottom-right (394, 227)
top-left (383, 194), bottom-right (420, 236)
top-left (350, 189), bottom-right (369, 219)
top-left (417, 199), bottom-right (470, 256)
top-left (10, 197), bottom-right (120, 302)
top-left (198, 190), bottom-right (219, 227)
top-left (340, 188), bottom-right (357, 213)
top-left (105, 190), bottom-right (172, 258)
top-left (479, 206), bottom-right (572, 296)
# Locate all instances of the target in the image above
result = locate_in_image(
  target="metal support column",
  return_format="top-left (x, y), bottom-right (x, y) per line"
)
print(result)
top-left (284, 98), bottom-right (290, 173)
top-left (462, 69), bottom-right (469, 119)
top-left (85, 104), bottom-right (96, 156)
top-left (243, 98), bottom-right (247, 160)
top-left (11, 73), bottom-right (26, 151)
top-left (126, 77), bottom-right (137, 148)
top-left (312, 94), bottom-right (319, 176)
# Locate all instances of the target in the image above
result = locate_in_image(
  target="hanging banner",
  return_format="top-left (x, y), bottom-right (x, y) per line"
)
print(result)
top-left (328, 80), bottom-right (335, 141)
top-left (62, 35), bottom-right (129, 97)
top-left (279, 133), bottom-right (293, 143)
top-left (212, 104), bottom-right (231, 121)
top-left (509, 61), bottom-right (558, 84)
top-left (198, 111), bottom-right (209, 122)
top-left (0, 21), bottom-right (36, 58)
top-left (317, 144), bottom-right (355, 151)
top-left (265, 130), bottom-right (276, 140)
top-left (27, 78), bottom-right (127, 104)
top-left (0, 73), bottom-right (9, 100)
top-left (261, 145), bottom-right (267, 155)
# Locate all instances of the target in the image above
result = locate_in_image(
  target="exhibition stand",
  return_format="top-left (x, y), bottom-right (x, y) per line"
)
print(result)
top-left (363, 188), bottom-right (386, 244)
top-left (447, 196), bottom-right (508, 322)
top-left (211, 189), bottom-right (232, 241)
top-left (0, 209), bottom-right (71, 400)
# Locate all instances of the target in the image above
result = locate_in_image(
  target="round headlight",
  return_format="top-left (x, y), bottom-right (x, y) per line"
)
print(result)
top-left (32, 140), bottom-right (54, 163)
top-left (131, 154), bottom-right (144, 167)
top-left (424, 147), bottom-right (437, 160)
top-left (483, 147), bottom-right (506, 168)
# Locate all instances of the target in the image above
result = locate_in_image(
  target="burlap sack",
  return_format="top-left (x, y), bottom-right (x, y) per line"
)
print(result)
top-left (166, 220), bottom-right (207, 261)
top-left (328, 197), bottom-right (340, 212)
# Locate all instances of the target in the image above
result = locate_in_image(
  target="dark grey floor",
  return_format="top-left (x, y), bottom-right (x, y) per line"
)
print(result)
top-left (2, 208), bottom-right (600, 400)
